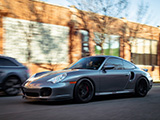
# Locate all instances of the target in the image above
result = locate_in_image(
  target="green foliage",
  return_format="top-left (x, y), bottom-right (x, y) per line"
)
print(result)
top-left (95, 46), bottom-right (119, 56)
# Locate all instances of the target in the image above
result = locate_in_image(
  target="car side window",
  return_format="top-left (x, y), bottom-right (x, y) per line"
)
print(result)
top-left (0, 58), bottom-right (18, 66)
top-left (123, 61), bottom-right (135, 70)
top-left (105, 58), bottom-right (123, 70)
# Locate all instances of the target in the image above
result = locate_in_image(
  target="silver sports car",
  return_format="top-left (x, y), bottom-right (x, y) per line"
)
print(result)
top-left (22, 56), bottom-right (153, 102)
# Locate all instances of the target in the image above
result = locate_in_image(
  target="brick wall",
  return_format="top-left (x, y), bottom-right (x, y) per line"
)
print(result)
top-left (0, 16), bottom-right (3, 54)
top-left (0, 0), bottom-right (71, 25)
top-left (0, 0), bottom-right (160, 81)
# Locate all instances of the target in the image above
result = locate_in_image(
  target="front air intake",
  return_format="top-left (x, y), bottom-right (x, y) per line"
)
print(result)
top-left (40, 88), bottom-right (52, 96)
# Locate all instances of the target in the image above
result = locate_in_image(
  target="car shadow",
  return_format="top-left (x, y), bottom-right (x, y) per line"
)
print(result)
top-left (0, 91), bottom-right (13, 97)
top-left (92, 93), bottom-right (134, 102)
top-left (0, 91), bottom-right (22, 97)
top-left (23, 93), bottom-right (135, 106)
top-left (23, 99), bottom-right (74, 106)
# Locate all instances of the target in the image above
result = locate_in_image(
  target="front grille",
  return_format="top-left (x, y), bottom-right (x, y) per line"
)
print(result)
top-left (22, 87), bottom-right (52, 97)
top-left (25, 92), bottom-right (39, 97)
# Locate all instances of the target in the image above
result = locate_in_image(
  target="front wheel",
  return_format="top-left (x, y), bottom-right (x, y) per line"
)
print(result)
top-left (74, 79), bottom-right (94, 103)
top-left (135, 78), bottom-right (148, 97)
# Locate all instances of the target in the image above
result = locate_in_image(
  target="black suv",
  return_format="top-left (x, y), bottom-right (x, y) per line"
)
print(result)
top-left (0, 56), bottom-right (29, 95)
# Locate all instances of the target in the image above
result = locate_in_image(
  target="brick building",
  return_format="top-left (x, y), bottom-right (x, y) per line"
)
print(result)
top-left (0, 0), bottom-right (160, 82)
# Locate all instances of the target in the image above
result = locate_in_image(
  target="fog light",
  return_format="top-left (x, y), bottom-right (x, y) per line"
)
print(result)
top-left (40, 88), bottom-right (52, 96)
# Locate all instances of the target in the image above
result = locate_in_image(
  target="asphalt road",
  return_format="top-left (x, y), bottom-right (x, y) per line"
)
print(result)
top-left (0, 84), bottom-right (160, 120)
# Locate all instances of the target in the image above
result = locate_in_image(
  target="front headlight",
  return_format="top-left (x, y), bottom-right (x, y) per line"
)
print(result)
top-left (47, 73), bottom-right (67, 84)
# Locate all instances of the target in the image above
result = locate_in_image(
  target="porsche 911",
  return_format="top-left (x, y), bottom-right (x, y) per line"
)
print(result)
top-left (22, 56), bottom-right (153, 102)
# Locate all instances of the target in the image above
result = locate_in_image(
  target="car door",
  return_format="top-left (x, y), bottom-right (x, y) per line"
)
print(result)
top-left (99, 58), bottom-right (130, 92)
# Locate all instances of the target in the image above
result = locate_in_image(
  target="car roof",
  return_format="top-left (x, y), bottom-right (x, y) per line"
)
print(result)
top-left (86, 55), bottom-right (137, 67)
top-left (0, 55), bottom-right (23, 66)
top-left (86, 55), bottom-right (123, 59)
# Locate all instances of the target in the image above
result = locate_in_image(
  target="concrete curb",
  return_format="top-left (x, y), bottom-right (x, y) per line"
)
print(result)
top-left (153, 81), bottom-right (160, 83)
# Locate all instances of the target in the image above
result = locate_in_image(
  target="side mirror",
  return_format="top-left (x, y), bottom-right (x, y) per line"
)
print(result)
top-left (103, 65), bottom-right (115, 70)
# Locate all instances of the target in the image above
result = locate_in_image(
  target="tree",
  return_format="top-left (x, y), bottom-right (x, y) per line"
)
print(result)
top-left (68, 0), bottom-right (129, 55)
top-left (68, 0), bottom-right (151, 59)
top-left (120, 1), bottom-right (150, 60)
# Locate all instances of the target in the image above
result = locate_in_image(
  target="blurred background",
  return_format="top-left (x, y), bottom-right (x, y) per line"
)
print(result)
top-left (0, 0), bottom-right (160, 82)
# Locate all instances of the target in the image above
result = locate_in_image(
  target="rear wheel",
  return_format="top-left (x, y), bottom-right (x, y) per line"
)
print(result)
top-left (74, 79), bottom-right (94, 103)
top-left (3, 77), bottom-right (21, 96)
top-left (135, 78), bottom-right (148, 97)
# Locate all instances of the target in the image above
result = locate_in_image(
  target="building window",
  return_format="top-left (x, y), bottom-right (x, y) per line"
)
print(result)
top-left (131, 38), bottom-right (158, 65)
top-left (79, 30), bottom-right (90, 57)
top-left (94, 32), bottom-right (120, 56)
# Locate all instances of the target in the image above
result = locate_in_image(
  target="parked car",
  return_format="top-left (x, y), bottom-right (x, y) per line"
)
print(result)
top-left (22, 55), bottom-right (153, 103)
top-left (0, 55), bottom-right (30, 95)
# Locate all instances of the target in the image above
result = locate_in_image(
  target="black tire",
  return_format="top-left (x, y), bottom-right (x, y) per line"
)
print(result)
top-left (74, 79), bottom-right (94, 103)
top-left (3, 77), bottom-right (21, 96)
top-left (135, 78), bottom-right (148, 97)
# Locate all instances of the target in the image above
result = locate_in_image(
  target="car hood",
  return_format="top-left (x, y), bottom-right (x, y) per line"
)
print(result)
top-left (27, 69), bottom-right (92, 83)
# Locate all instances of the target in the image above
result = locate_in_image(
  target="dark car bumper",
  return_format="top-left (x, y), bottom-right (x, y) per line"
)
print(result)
top-left (22, 82), bottom-right (75, 101)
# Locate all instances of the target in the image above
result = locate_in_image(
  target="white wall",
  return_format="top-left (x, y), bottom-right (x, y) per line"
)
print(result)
top-left (3, 17), bottom-right (69, 64)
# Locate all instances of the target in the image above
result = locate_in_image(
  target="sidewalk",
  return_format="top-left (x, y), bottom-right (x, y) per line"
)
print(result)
top-left (153, 81), bottom-right (160, 83)
top-left (153, 83), bottom-right (160, 86)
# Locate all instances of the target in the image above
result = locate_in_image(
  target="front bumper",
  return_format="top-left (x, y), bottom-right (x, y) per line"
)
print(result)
top-left (22, 82), bottom-right (75, 101)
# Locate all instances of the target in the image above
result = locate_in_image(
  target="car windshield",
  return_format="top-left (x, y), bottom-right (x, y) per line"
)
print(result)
top-left (68, 57), bottom-right (105, 70)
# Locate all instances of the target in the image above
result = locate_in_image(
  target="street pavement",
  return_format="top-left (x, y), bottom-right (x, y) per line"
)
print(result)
top-left (0, 83), bottom-right (160, 120)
